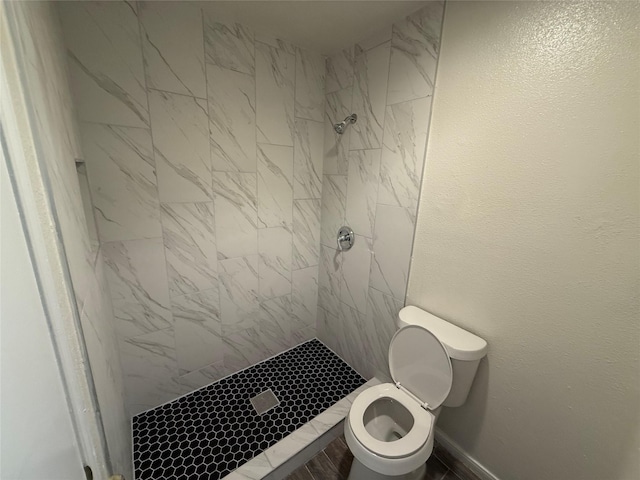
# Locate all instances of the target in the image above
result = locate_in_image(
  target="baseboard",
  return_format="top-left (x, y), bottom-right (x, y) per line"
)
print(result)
top-left (435, 428), bottom-right (500, 480)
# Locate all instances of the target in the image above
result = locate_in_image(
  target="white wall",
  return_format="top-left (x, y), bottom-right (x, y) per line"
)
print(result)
top-left (407, 2), bottom-right (639, 480)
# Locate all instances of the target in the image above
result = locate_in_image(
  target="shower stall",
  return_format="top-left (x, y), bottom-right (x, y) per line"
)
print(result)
top-left (2, 1), bottom-right (443, 478)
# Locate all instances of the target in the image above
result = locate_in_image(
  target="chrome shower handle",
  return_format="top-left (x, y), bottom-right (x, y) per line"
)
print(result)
top-left (337, 226), bottom-right (354, 251)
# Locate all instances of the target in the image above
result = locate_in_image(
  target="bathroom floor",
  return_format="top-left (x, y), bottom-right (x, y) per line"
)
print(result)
top-left (287, 435), bottom-right (480, 480)
top-left (132, 339), bottom-right (366, 480)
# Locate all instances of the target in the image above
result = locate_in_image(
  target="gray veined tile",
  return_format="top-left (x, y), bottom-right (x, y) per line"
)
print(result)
top-left (172, 288), bottom-right (223, 374)
top-left (179, 361), bottom-right (227, 392)
top-left (258, 227), bottom-right (292, 299)
top-left (295, 47), bottom-right (325, 122)
top-left (256, 42), bottom-right (295, 146)
top-left (355, 26), bottom-right (393, 52)
top-left (139, 1), bottom-right (206, 98)
top-left (80, 123), bottom-right (162, 242)
top-left (341, 235), bottom-right (373, 315)
top-left (212, 172), bottom-right (257, 259)
top-left (149, 90), bottom-right (210, 202)
top-left (366, 287), bottom-right (403, 379)
top-left (207, 64), bottom-right (256, 172)
top-left (259, 295), bottom-right (293, 355)
top-left (323, 87), bottom-right (353, 175)
top-left (345, 149), bottom-right (382, 239)
top-left (292, 267), bottom-right (319, 327)
top-left (350, 42), bottom-right (391, 150)
top-left (257, 144), bottom-right (293, 229)
top-left (255, 33), bottom-right (296, 55)
top-left (378, 97), bottom-right (432, 211)
top-left (204, 15), bottom-right (255, 74)
top-left (161, 202), bottom-right (217, 298)
top-left (318, 245), bottom-right (342, 318)
top-left (219, 256), bottom-right (259, 335)
top-left (325, 47), bottom-right (354, 94)
top-left (222, 327), bottom-right (269, 373)
top-left (338, 302), bottom-right (375, 378)
top-left (119, 328), bottom-right (181, 407)
top-left (316, 307), bottom-right (341, 358)
top-left (294, 119), bottom-right (324, 200)
top-left (369, 204), bottom-right (415, 301)
top-left (102, 239), bottom-right (172, 338)
top-left (320, 175), bottom-right (347, 248)
top-left (58, 1), bottom-right (149, 127)
top-left (293, 199), bottom-right (321, 270)
top-left (387, 2), bottom-right (444, 105)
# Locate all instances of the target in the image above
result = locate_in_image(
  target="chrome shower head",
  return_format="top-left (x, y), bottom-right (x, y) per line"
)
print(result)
top-left (333, 113), bottom-right (357, 134)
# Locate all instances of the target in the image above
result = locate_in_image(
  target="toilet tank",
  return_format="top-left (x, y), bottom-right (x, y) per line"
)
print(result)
top-left (397, 306), bottom-right (488, 407)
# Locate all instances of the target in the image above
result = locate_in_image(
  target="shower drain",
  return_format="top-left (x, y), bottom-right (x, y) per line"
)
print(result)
top-left (250, 388), bottom-right (279, 415)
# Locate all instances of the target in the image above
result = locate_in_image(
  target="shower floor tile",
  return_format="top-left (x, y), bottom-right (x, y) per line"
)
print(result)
top-left (132, 339), bottom-right (366, 480)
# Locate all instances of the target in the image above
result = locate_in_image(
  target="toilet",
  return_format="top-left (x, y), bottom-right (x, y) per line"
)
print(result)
top-left (344, 306), bottom-right (488, 480)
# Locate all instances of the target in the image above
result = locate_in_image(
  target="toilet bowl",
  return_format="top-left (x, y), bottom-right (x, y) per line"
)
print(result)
top-left (344, 307), bottom-right (488, 480)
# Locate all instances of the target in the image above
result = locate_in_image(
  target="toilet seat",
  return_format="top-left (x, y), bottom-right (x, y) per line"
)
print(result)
top-left (348, 383), bottom-right (435, 459)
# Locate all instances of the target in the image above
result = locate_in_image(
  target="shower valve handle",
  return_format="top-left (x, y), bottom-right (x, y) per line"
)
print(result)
top-left (337, 226), bottom-right (354, 251)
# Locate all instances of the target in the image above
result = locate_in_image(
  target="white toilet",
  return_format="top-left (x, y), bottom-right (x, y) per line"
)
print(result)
top-left (344, 306), bottom-right (488, 480)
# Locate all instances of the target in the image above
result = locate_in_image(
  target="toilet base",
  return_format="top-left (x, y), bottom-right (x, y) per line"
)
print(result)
top-left (347, 457), bottom-right (427, 480)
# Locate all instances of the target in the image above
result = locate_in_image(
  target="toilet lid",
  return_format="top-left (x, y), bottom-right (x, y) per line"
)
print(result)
top-left (389, 325), bottom-right (453, 410)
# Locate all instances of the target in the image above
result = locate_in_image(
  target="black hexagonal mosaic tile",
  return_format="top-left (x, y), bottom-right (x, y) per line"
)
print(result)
top-left (132, 339), bottom-right (366, 480)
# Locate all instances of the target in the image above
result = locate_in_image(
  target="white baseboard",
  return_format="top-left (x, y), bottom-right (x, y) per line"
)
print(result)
top-left (435, 428), bottom-right (500, 480)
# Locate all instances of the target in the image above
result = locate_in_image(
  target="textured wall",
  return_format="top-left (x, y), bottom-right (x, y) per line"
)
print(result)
top-left (407, 2), bottom-right (639, 479)
top-left (3, 1), bottom-right (131, 476)
top-left (58, 1), bottom-right (324, 417)
top-left (317, 2), bottom-right (445, 379)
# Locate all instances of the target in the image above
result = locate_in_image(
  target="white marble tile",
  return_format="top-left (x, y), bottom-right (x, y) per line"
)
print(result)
top-left (102, 239), bottom-right (172, 338)
top-left (139, 1), bottom-right (206, 98)
top-left (119, 328), bottom-right (181, 408)
top-left (292, 267), bottom-right (319, 327)
top-left (293, 119), bottom-right (324, 200)
top-left (387, 2), bottom-right (444, 105)
top-left (257, 144), bottom-right (293, 229)
top-left (219, 256), bottom-right (259, 334)
top-left (263, 422), bottom-right (319, 469)
top-left (179, 361), bottom-right (227, 392)
top-left (161, 202), bottom-right (217, 298)
top-left (350, 42), bottom-right (391, 150)
top-left (378, 97), bottom-right (431, 210)
top-left (310, 396), bottom-right (352, 435)
top-left (338, 301), bottom-right (374, 378)
top-left (341, 235), bottom-right (373, 315)
top-left (316, 307), bottom-right (338, 354)
top-left (80, 123), bottom-right (161, 242)
top-left (355, 26), bottom-right (393, 52)
top-left (259, 295), bottom-right (293, 355)
top-left (295, 48), bottom-right (325, 122)
top-left (323, 87), bottom-right (353, 175)
top-left (172, 288), bottom-right (223, 374)
top-left (325, 47), bottom-right (354, 94)
top-left (258, 227), bottom-right (292, 299)
top-left (291, 325), bottom-right (316, 345)
top-left (256, 42), bottom-right (295, 146)
top-left (212, 172), bottom-right (258, 259)
top-left (149, 90), bottom-right (210, 202)
top-left (320, 175), bottom-right (347, 248)
top-left (228, 452), bottom-right (274, 480)
top-left (345, 149), bottom-right (382, 239)
top-left (222, 327), bottom-right (269, 373)
top-left (207, 64), bottom-right (257, 172)
top-left (318, 245), bottom-right (343, 317)
top-left (369, 205), bottom-right (415, 301)
top-left (204, 15), bottom-right (254, 74)
top-left (255, 34), bottom-right (295, 55)
top-left (58, 1), bottom-right (148, 127)
top-left (366, 287), bottom-right (403, 378)
top-left (293, 199), bottom-right (321, 269)
top-left (75, 163), bottom-right (99, 256)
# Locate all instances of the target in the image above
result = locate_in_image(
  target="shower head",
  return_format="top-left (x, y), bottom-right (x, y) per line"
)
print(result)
top-left (333, 113), bottom-right (357, 134)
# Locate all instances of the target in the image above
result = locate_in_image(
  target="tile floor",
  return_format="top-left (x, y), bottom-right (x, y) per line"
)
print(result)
top-left (287, 435), bottom-right (480, 480)
top-left (132, 339), bottom-right (366, 480)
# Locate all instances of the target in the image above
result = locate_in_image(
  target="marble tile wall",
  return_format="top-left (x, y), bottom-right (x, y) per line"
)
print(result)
top-left (317, 2), bottom-right (445, 379)
top-left (58, 1), bottom-right (324, 418)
